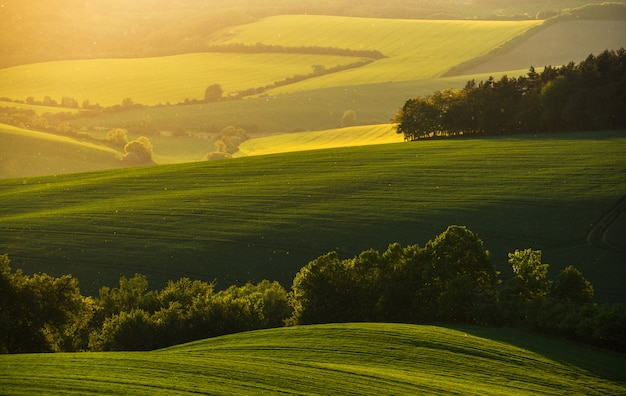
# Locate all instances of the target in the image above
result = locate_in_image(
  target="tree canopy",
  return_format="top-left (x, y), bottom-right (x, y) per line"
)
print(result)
top-left (394, 49), bottom-right (626, 140)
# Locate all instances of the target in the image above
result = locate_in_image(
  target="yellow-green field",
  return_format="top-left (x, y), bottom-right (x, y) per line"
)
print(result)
top-left (211, 15), bottom-right (543, 93)
top-left (0, 17), bottom-right (542, 107)
top-left (237, 124), bottom-right (403, 156)
top-left (0, 123), bottom-right (122, 178)
top-left (0, 52), bottom-right (363, 107)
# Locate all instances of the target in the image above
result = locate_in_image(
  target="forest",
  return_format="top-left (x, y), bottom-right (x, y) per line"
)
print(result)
top-left (2, 226), bottom-right (625, 354)
top-left (394, 48), bottom-right (626, 140)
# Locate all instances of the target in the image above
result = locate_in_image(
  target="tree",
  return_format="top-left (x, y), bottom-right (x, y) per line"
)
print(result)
top-left (0, 255), bottom-right (94, 353)
top-left (122, 136), bottom-right (154, 165)
top-left (289, 251), bottom-right (353, 324)
top-left (423, 225), bottom-right (498, 322)
top-left (204, 84), bottom-right (223, 102)
top-left (551, 265), bottom-right (594, 304)
top-left (106, 128), bottom-right (128, 149)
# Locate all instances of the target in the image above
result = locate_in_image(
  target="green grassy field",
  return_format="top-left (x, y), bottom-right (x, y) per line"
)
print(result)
top-left (0, 123), bottom-right (123, 178)
top-left (1, 323), bottom-right (624, 395)
top-left (1, 131), bottom-right (624, 301)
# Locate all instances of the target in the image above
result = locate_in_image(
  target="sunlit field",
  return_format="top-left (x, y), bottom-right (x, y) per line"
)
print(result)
top-left (1, 131), bottom-right (624, 300)
top-left (210, 15), bottom-right (542, 93)
top-left (237, 124), bottom-right (403, 156)
top-left (0, 123), bottom-right (122, 178)
top-left (0, 17), bottom-right (541, 107)
top-left (0, 52), bottom-right (364, 107)
top-left (1, 323), bottom-right (624, 395)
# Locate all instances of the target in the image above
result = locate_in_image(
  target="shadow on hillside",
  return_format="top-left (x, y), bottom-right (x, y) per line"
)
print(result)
top-left (449, 325), bottom-right (626, 383)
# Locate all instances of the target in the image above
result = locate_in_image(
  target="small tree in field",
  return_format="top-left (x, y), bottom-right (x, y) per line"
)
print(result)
top-left (204, 84), bottom-right (223, 102)
top-left (106, 128), bottom-right (128, 149)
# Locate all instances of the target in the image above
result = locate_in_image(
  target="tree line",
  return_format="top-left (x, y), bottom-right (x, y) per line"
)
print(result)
top-left (394, 48), bottom-right (626, 141)
top-left (1, 226), bottom-right (625, 354)
top-left (205, 42), bottom-right (385, 60)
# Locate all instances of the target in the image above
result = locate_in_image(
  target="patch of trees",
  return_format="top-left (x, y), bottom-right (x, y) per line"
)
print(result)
top-left (205, 42), bottom-right (385, 60)
top-left (207, 126), bottom-right (251, 160)
top-left (2, 226), bottom-right (625, 353)
top-left (394, 48), bottom-right (626, 141)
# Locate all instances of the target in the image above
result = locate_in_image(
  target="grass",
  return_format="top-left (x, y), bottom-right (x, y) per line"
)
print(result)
top-left (0, 131), bottom-right (625, 300)
top-left (0, 123), bottom-right (123, 178)
top-left (1, 323), bottom-right (624, 395)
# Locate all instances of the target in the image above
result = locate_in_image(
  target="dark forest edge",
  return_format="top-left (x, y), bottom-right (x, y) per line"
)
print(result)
top-left (2, 226), bottom-right (625, 354)
top-left (394, 48), bottom-right (626, 140)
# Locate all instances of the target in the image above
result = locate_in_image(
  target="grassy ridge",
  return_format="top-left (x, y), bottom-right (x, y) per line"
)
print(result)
top-left (1, 323), bottom-right (624, 395)
top-left (0, 123), bottom-right (123, 178)
top-left (1, 131), bottom-right (625, 300)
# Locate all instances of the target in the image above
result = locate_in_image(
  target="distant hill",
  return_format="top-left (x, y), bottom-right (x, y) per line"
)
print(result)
top-left (457, 20), bottom-right (626, 74)
top-left (0, 0), bottom-right (603, 68)
top-left (1, 323), bottom-right (625, 394)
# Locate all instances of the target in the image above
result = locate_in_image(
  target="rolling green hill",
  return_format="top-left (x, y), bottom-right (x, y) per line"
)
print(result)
top-left (0, 123), bottom-right (123, 178)
top-left (1, 323), bottom-right (624, 395)
top-left (1, 131), bottom-right (625, 301)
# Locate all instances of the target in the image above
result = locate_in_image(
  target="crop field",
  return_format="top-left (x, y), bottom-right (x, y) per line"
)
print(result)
top-left (0, 52), bottom-right (363, 107)
top-left (0, 123), bottom-right (123, 178)
top-left (210, 15), bottom-right (542, 93)
top-left (237, 124), bottom-right (404, 156)
top-left (0, 17), bottom-right (541, 108)
top-left (1, 323), bottom-right (624, 395)
top-left (1, 131), bottom-right (625, 300)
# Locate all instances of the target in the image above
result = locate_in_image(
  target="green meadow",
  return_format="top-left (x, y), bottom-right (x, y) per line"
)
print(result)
top-left (1, 131), bottom-right (624, 300)
top-left (1, 323), bottom-right (624, 395)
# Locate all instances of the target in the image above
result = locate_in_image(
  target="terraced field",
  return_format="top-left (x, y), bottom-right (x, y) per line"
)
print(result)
top-left (1, 323), bottom-right (624, 395)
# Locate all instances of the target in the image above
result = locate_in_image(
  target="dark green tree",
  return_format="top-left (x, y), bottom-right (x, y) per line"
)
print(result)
top-left (204, 84), bottom-right (223, 102)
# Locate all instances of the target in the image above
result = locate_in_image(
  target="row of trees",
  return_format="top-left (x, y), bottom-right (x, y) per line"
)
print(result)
top-left (205, 42), bottom-right (385, 59)
top-left (394, 48), bottom-right (626, 140)
top-left (2, 226), bottom-right (625, 353)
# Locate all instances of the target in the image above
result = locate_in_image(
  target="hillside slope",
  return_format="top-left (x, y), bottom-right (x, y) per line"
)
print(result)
top-left (1, 132), bottom-right (625, 300)
top-left (1, 323), bottom-right (624, 395)
top-left (0, 123), bottom-right (123, 178)
top-left (459, 20), bottom-right (626, 74)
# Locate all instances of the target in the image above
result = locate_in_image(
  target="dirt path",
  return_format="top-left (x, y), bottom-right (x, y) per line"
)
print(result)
top-left (586, 195), bottom-right (626, 255)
